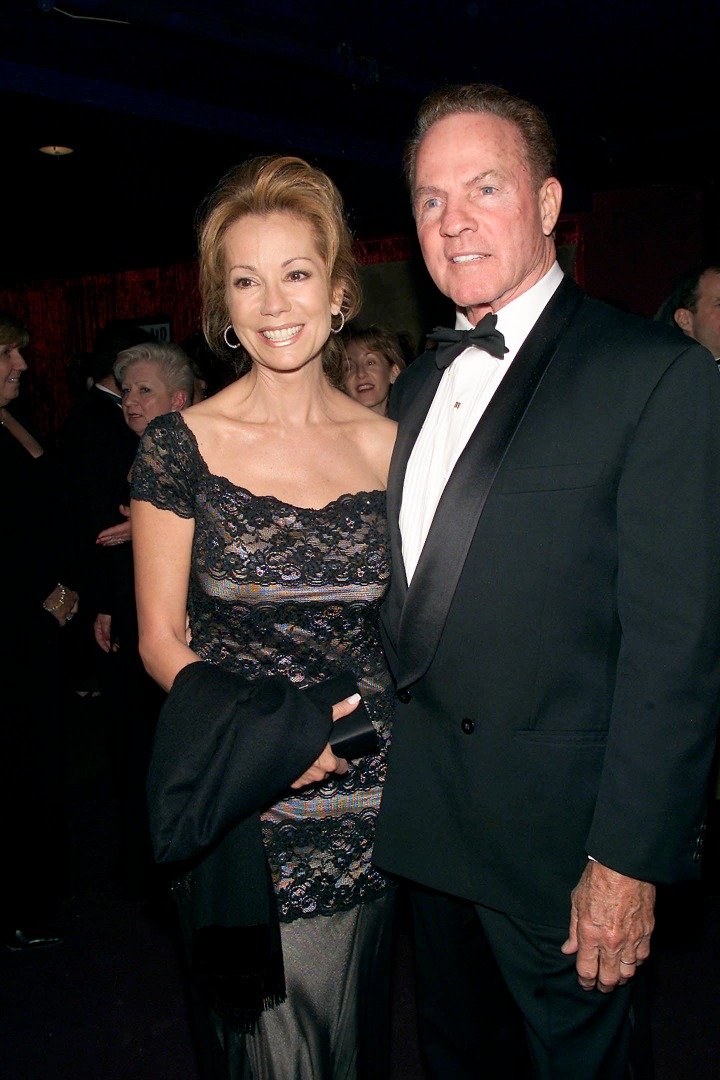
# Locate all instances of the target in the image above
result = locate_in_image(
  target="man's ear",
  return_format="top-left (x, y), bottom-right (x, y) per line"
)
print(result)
top-left (674, 308), bottom-right (694, 336)
top-left (539, 177), bottom-right (562, 236)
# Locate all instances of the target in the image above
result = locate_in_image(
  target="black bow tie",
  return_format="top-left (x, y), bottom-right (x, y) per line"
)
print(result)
top-left (428, 313), bottom-right (508, 369)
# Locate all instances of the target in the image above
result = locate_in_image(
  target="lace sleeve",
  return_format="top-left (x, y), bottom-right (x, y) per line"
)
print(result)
top-left (130, 412), bottom-right (197, 519)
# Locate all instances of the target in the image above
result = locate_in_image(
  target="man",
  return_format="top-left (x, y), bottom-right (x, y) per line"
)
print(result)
top-left (658, 263), bottom-right (720, 895)
top-left (58, 321), bottom-right (152, 615)
top-left (373, 84), bottom-right (720, 1078)
top-left (655, 263), bottom-right (720, 364)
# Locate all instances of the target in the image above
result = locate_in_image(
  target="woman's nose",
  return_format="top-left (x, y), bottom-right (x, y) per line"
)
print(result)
top-left (261, 281), bottom-right (290, 316)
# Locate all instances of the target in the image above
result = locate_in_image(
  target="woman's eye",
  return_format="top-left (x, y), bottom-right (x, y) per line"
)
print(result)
top-left (287, 269), bottom-right (309, 282)
top-left (233, 277), bottom-right (253, 289)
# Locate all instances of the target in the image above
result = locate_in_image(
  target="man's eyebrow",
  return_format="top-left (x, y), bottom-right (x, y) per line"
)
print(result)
top-left (467, 170), bottom-right (502, 185)
top-left (414, 184), bottom-right (445, 201)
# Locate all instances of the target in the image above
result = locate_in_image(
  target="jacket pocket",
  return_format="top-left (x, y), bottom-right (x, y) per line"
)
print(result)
top-left (496, 461), bottom-right (606, 494)
top-left (513, 729), bottom-right (607, 745)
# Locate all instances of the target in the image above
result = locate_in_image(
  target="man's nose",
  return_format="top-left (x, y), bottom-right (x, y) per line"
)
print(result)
top-left (439, 197), bottom-right (477, 237)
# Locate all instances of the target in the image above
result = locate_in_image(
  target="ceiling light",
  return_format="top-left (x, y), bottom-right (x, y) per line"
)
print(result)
top-left (38, 145), bottom-right (74, 156)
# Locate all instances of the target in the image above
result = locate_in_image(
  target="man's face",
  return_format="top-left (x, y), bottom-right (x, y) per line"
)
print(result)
top-left (675, 270), bottom-right (720, 360)
top-left (413, 112), bottom-right (562, 324)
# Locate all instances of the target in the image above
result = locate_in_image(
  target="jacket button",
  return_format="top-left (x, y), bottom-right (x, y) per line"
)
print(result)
top-left (396, 688), bottom-right (411, 703)
top-left (461, 718), bottom-right (475, 734)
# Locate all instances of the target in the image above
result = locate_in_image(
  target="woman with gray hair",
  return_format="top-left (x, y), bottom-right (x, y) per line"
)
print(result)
top-left (94, 341), bottom-right (195, 552)
top-left (93, 339), bottom-right (194, 902)
top-left (114, 341), bottom-right (195, 437)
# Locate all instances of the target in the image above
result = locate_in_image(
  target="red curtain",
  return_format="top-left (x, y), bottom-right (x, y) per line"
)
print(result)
top-left (0, 229), bottom-right (579, 442)
top-left (0, 262), bottom-right (201, 441)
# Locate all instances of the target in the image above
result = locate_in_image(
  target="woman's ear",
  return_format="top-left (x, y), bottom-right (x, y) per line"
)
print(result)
top-left (171, 390), bottom-right (189, 411)
top-left (388, 364), bottom-right (401, 385)
top-left (330, 282), bottom-right (345, 316)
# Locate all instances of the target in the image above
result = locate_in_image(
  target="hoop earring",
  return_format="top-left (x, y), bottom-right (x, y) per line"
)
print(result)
top-left (330, 311), bottom-right (346, 335)
top-left (223, 325), bottom-right (240, 349)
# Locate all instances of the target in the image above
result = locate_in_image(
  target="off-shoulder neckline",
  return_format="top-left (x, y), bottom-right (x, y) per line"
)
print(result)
top-left (163, 411), bottom-right (386, 513)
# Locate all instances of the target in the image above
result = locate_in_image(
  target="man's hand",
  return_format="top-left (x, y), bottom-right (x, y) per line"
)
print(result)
top-left (289, 692), bottom-right (359, 789)
top-left (561, 860), bottom-right (655, 993)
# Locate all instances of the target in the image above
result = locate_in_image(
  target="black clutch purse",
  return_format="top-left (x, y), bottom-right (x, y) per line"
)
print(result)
top-left (305, 671), bottom-right (380, 760)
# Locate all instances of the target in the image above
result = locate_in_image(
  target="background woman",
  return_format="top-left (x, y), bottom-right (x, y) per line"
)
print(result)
top-left (131, 156), bottom-right (397, 1078)
top-left (93, 341), bottom-right (194, 900)
top-left (0, 313), bottom-right (78, 950)
top-left (341, 324), bottom-right (408, 415)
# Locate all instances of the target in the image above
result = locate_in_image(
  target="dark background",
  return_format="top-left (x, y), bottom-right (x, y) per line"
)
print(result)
top-left (2, 0), bottom-right (719, 287)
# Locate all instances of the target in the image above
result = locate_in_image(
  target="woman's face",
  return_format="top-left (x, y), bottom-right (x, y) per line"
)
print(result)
top-left (0, 342), bottom-right (28, 409)
top-left (120, 360), bottom-right (185, 436)
top-left (224, 211), bottom-right (342, 376)
top-left (343, 341), bottom-right (400, 414)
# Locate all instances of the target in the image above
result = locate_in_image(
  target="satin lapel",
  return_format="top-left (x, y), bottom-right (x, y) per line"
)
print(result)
top-left (396, 278), bottom-right (585, 687)
top-left (382, 358), bottom-right (444, 637)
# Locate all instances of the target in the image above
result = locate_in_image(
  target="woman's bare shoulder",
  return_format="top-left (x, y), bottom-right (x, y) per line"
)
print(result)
top-left (349, 411), bottom-right (396, 482)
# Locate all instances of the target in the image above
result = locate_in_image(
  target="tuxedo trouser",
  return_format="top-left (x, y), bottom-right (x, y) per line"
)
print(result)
top-left (410, 885), bottom-right (653, 1080)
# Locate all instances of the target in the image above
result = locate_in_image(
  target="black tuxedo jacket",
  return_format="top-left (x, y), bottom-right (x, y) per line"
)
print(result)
top-left (373, 278), bottom-right (720, 927)
top-left (58, 385), bottom-right (138, 610)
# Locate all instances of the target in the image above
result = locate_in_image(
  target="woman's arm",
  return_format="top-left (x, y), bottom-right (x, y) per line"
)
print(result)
top-left (132, 497), bottom-right (200, 691)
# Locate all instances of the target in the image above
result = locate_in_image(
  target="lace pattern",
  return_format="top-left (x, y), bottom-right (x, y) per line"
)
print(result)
top-left (132, 412), bottom-right (393, 920)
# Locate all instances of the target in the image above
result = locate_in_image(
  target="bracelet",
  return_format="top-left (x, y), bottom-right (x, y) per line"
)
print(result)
top-left (43, 584), bottom-right (67, 613)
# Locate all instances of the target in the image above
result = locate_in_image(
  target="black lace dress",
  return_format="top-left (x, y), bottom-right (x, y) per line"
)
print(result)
top-left (131, 411), bottom-right (395, 1078)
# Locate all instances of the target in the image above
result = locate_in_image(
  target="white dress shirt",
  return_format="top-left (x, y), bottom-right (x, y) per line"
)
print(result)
top-left (400, 263), bottom-right (564, 583)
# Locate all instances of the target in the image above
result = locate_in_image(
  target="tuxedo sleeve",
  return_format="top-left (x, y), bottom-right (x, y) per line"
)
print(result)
top-left (586, 343), bottom-right (720, 881)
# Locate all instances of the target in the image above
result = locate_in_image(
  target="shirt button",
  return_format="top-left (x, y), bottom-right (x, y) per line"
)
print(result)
top-left (397, 688), bottom-right (411, 703)
top-left (461, 718), bottom-right (475, 734)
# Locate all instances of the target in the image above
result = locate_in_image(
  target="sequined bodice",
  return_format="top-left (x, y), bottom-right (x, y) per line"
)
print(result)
top-left (132, 411), bottom-right (393, 919)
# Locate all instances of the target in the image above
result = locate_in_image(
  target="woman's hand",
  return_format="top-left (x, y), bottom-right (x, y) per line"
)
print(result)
top-left (96, 505), bottom-right (131, 546)
top-left (289, 692), bottom-right (360, 789)
top-left (290, 744), bottom-right (349, 789)
top-left (94, 612), bottom-right (118, 653)
top-left (43, 584), bottom-right (79, 627)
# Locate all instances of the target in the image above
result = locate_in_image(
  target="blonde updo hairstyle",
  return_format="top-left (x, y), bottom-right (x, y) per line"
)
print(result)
top-left (198, 155), bottom-right (361, 386)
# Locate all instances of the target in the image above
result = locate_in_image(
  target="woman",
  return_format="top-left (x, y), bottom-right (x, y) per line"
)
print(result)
top-left (342, 324), bottom-right (407, 415)
top-left (0, 313), bottom-right (78, 950)
top-left (131, 156), bottom-right (397, 1078)
top-left (93, 341), bottom-right (194, 900)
